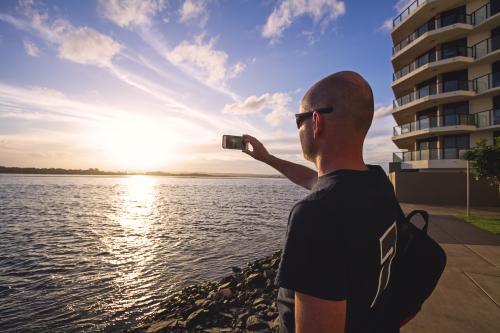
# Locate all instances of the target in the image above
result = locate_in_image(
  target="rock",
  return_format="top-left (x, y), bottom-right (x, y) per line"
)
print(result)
top-left (245, 315), bottom-right (269, 330)
top-left (246, 273), bottom-right (266, 288)
top-left (231, 266), bottom-right (242, 273)
top-left (195, 299), bottom-right (208, 307)
top-left (186, 309), bottom-right (210, 327)
top-left (269, 317), bottom-right (280, 330)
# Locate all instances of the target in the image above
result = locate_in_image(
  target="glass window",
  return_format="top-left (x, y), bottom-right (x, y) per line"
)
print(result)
top-left (441, 38), bottom-right (467, 59)
top-left (442, 70), bottom-right (468, 92)
top-left (442, 102), bottom-right (469, 126)
top-left (440, 6), bottom-right (466, 27)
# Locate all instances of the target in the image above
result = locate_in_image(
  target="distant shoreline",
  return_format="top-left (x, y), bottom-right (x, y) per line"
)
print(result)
top-left (0, 166), bottom-right (284, 179)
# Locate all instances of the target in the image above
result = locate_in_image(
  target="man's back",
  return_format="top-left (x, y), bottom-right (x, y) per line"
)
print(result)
top-left (276, 165), bottom-right (398, 333)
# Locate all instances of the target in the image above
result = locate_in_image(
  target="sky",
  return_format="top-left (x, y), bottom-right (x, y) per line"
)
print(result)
top-left (0, 0), bottom-right (411, 174)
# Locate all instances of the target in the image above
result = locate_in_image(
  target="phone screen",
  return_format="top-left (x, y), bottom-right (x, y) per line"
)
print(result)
top-left (222, 135), bottom-right (244, 150)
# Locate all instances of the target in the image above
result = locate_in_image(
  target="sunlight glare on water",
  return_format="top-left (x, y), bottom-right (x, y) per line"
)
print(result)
top-left (0, 174), bottom-right (307, 332)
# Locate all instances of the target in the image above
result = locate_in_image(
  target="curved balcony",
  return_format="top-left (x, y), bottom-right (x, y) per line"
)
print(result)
top-left (393, 80), bottom-right (475, 122)
top-left (391, 0), bottom-right (465, 42)
top-left (472, 71), bottom-right (500, 97)
top-left (471, 36), bottom-right (500, 66)
top-left (391, 18), bottom-right (473, 68)
top-left (476, 108), bottom-right (500, 128)
top-left (470, 1), bottom-right (500, 33)
top-left (392, 46), bottom-right (473, 94)
top-left (393, 148), bottom-right (468, 169)
top-left (393, 114), bottom-right (476, 140)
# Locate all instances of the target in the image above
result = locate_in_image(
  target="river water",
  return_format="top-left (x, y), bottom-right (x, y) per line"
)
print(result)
top-left (0, 174), bottom-right (307, 332)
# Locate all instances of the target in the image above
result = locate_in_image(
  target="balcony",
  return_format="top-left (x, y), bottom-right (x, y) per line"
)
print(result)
top-left (393, 148), bottom-right (469, 169)
top-left (393, 0), bottom-right (429, 29)
top-left (392, 46), bottom-right (473, 94)
top-left (393, 114), bottom-right (476, 137)
top-left (393, 80), bottom-right (475, 121)
top-left (471, 36), bottom-right (500, 66)
top-left (472, 71), bottom-right (500, 96)
top-left (470, 1), bottom-right (500, 31)
top-left (476, 108), bottom-right (500, 128)
top-left (391, 0), bottom-right (467, 42)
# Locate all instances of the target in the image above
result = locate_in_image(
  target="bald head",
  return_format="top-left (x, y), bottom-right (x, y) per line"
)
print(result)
top-left (301, 71), bottom-right (374, 137)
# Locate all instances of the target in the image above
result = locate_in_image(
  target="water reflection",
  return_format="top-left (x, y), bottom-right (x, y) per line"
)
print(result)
top-left (101, 176), bottom-right (159, 325)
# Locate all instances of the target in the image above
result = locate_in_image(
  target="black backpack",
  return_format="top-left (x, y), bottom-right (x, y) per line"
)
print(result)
top-left (372, 204), bottom-right (447, 332)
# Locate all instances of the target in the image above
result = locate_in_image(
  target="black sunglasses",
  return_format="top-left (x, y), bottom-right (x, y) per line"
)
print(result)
top-left (294, 107), bottom-right (334, 129)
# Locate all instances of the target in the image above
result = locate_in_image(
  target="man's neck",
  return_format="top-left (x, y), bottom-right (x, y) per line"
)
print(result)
top-left (315, 151), bottom-right (368, 176)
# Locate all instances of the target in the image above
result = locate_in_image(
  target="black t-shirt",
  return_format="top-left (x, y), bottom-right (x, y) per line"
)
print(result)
top-left (275, 165), bottom-right (399, 333)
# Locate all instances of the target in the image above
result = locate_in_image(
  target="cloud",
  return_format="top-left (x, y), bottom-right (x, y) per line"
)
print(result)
top-left (377, 18), bottom-right (393, 33)
top-left (378, 0), bottom-right (415, 33)
top-left (224, 92), bottom-right (293, 126)
top-left (58, 27), bottom-right (121, 67)
top-left (23, 39), bottom-right (40, 56)
top-left (179, 0), bottom-right (208, 26)
top-left (262, 0), bottom-right (345, 42)
top-left (167, 34), bottom-right (245, 88)
top-left (97, 0), bottom-right (165, 28)
top-left (373, 103), bottom-right (393, 120)
top-left (3, 1), bottom-right (121, 68)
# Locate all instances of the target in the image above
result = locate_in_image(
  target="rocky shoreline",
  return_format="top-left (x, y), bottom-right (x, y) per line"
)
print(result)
top-left (130, 251), bottom-right (283, 333)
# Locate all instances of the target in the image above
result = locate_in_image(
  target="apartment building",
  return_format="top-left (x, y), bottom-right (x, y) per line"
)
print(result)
top-left (389, 0), bottom-right (499, 206)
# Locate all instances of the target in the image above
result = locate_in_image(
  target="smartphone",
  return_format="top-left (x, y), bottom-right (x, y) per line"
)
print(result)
top-left (222, 135), bottom-right (245, 150)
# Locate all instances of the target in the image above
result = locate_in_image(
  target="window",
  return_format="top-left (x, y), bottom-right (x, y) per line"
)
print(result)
top-left (416, 49), bottom-right (436, 68)
top-left (440, 6), bottom-right (466, 27)
top-left (493, 61), bottom-right (500, 88)
top-left (492, 27), bottom-right (500, 52)
top-left (417, 107), bottom-right (438, 129)
top-left (417, 137), bottom-right (438, 160)
top-left (442, 70), bottom-right (468, 92)
top-left (441, 38), bottom-right (467, 59)
top-left (416, 77), bottom-right (437, 98)
top-left (442, 102), bottom-right (469, 126)
top-left (442, 134), bottom-right (469, 159)
top-left (492, 0), bottom-right (500, 16)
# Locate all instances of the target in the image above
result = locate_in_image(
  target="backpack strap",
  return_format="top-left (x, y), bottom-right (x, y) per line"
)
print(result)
top-left (406, 210), bottom-right (429, 234)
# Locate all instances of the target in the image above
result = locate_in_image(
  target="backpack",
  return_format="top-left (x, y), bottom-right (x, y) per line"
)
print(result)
top-left (372, 204), bottom-right (447, 332)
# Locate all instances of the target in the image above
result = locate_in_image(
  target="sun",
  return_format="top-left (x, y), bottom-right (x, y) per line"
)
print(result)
top-left (96, 116), bottom-right (178, 171)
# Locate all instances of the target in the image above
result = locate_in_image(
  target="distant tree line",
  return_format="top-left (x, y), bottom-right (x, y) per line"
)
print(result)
top-left (0, 166), bottom-right (283, 178)
top-left (0, 166), bottom-right (123, 175)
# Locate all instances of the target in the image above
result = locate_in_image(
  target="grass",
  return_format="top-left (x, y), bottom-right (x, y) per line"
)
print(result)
top-left (457, 215), bottom-right (500, 234)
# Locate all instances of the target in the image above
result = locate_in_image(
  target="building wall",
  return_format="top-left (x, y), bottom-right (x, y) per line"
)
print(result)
top-left (391, 171), bottom-right (499, 206)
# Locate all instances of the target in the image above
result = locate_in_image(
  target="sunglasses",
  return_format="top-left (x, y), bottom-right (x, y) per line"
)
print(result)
top-left (294, 107), bottom-right (334, 129)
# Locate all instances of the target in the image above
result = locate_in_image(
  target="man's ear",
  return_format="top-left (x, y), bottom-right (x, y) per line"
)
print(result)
top-left (312, 111), bottom-right (323, 139)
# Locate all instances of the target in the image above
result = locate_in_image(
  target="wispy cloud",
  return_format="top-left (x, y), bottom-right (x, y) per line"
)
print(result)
top-left (58, 27), bottom-right (121, 67)
top-left (167, 34), bottom-right (245, 91)
top-left (224, 92), bottom-right (293, 126)
top-left (97, 0), bottom-right (165, 28)
top-left (179, 0), bottom-right (208, 26)
top-left (23, 39), bottom-right (40, 56)
top-left (262, 0), bottom-right (345, 43)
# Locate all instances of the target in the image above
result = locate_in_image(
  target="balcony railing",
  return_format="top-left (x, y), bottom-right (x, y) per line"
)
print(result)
top-left (393, 114), bottom-right (476, 136)
top-left (393, 13), bottom-right (471, 55)
top-left (393, 46), bottom-right (472, 81)
top-left (393, 148), bottom-right (468, 162)
top-left (470, 1), bottom-right (500, 25)
top-left (472, 72), bottom-right (500, 93)
top-left (471, 36), bottom-right (500, 59)
top-left (393, 80), bottom-right (473, 108)
top-left (393, 0), bottom-right (428, 28)
top-left (476, 108), bottom-right (500, 127)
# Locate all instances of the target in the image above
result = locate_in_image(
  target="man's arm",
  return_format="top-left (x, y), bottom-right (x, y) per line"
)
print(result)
top-left (295, 292), bottom-right (346, 333)
top-left (242, 134), bottom-right (317, 190)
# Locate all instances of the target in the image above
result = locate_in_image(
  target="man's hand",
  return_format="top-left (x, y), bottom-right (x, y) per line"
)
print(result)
top-left (242, 134), bottom-right (271, 163)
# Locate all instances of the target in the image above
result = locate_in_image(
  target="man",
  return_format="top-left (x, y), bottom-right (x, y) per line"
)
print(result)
top-left (242, 71), bottom-right (399, 333)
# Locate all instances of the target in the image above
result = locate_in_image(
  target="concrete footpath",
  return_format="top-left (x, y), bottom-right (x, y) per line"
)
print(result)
top-left (400, 205), bottom-right (500, 333)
